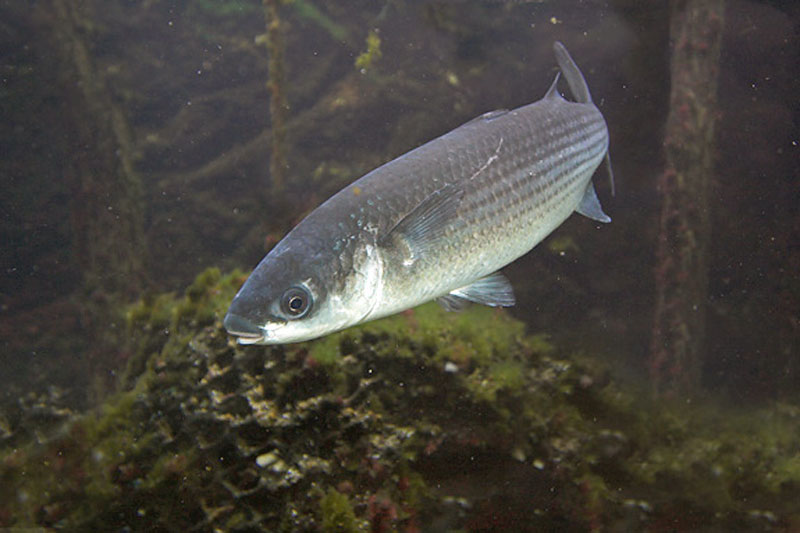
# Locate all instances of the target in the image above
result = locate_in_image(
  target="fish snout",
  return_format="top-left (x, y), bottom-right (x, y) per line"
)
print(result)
top-left (223, 312), bottom-right (264, 341)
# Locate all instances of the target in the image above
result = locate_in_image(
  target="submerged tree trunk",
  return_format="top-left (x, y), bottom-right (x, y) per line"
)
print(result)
top-left (46, 0), bottom-right (147, 378)
top-left (650, 0), bottom-right (725, 395)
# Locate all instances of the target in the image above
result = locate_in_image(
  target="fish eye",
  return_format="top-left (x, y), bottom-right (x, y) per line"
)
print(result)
top-left (280, 286), bottom-right (311, 318)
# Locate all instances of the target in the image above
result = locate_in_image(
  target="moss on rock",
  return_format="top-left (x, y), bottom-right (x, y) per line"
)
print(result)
top-left (1, 268), bottom-right (798, 531)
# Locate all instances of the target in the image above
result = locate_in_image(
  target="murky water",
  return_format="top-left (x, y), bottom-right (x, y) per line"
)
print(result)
top-left (1, 1), bottom-right (797, 530)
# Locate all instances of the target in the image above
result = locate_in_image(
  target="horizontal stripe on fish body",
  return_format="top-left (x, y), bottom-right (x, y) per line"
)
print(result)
top-left (223, 41), bottom-right (612, 344)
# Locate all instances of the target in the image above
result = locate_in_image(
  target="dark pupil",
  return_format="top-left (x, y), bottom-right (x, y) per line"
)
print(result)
top-left (282, 287), bottom-right (311, 318)
top-left (288, 296), bottom-right (304, 311)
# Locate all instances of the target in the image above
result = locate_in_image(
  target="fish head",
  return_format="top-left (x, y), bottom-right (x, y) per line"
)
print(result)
top-left (224, 230), bottom-right (381, 344)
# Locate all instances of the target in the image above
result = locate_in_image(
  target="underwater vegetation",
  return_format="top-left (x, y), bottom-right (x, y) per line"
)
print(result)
top-left (355, 30), bottom-right (382, 72)
top-left (1, 268), bottom-right (798, 531)
top-left (5, 0), bottom-right (796, 412)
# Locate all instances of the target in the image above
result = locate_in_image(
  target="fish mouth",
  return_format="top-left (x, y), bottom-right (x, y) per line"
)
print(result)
top-left (223, 312), bottom-right (285, 344)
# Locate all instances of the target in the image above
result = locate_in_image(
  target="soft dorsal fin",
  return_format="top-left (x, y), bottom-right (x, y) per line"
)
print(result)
top-left (544, 72), bottom-right (562, 100)
top-left (553, 41), bottom-right (592, 104)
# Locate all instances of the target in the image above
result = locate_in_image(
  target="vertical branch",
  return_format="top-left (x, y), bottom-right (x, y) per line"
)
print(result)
top-left (50, 0), bottom-right (146, 301)
top-left (650, 0), bottom-right (725, 395)
top-left (263, 0), bottom-right (289, 194)
top-left (47, 0), bottom-right (147, 393)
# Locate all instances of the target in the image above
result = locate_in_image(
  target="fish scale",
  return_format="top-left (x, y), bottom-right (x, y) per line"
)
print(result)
top-left (224, 42), bottom-right (613, 344)
top-left (371, 103), bottom-right (609, 318)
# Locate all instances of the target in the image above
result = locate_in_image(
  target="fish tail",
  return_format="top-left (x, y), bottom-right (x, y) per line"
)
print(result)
top-left (553, 41), bottom-right (592, 104)
top-left (553, 41), bottom-right (615, 195)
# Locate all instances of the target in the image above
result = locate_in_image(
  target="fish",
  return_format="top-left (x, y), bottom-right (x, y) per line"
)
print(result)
top-left (224, 41), bottom-right (613, 345)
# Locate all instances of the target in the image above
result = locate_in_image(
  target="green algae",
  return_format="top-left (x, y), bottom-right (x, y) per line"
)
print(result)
top-left (320, 488), bottom-right (361, 533)
top-left (309, 302), bottom-right (527, 369)
top-left (2, 267), bottom-right (799, 531)
top-left (355, 30), bottom-right (382, 72)
top-left (292, 0), bottom-right (350, 42)
top-left (122, 268), bottom-right (245, 388)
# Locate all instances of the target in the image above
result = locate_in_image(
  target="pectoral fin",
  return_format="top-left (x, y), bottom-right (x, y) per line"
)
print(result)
top-left (576, 183), bottom-right (611, 223)
top-left (436, 272), bottom-right (515, 311)
top-left (379, 184), bottom-right (464, 263)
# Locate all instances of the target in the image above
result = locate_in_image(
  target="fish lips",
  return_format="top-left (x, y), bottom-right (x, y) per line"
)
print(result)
top-left (223, 311), bottom-right (286, 344)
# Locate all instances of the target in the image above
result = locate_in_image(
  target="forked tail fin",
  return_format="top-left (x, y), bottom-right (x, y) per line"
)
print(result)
top-left (553, 41), bottom-right (592, 104)
top-left (553, 41), bottom-right (615, 196)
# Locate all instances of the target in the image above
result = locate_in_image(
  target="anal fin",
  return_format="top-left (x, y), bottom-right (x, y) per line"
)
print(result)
top-left (576, 183), bottom-right (611, 223)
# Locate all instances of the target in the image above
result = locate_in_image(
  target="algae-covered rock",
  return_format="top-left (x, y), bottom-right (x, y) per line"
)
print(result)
top-left (320, 488), bottom-right (361, 532)
top-left (1, 268), bottom-right (798, 531)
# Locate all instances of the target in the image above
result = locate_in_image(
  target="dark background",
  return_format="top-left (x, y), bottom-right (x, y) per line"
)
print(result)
top-left (0, 0), bottom-right (797, 405)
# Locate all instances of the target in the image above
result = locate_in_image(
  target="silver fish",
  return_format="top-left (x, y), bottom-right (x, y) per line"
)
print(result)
top-left (225, 41), bottom-right (613, 344)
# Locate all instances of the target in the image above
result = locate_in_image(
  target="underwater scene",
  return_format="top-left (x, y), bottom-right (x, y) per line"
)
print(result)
top-left (1, 1), bottom-right (798, 531)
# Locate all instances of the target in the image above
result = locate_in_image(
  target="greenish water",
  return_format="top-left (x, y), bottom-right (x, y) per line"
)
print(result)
top-left (0, 1), bottom-right (797, 530)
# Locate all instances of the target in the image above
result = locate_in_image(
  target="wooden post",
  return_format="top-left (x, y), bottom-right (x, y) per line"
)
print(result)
top-left (650, 0), bottom-right (725, 395)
